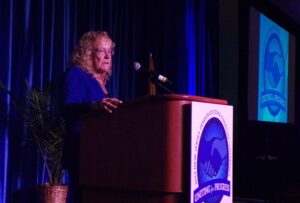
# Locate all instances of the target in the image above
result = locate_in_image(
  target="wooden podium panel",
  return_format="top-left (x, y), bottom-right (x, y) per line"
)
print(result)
top-left (80, 94), bottom-right (227, 203)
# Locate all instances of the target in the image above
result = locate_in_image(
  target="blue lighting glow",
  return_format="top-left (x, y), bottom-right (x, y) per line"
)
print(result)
top-left (185, 0), bottom-right (197, 95)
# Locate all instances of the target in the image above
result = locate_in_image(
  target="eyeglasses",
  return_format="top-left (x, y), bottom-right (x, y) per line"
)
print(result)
top-left (95, 47), bottom-right (114, 56)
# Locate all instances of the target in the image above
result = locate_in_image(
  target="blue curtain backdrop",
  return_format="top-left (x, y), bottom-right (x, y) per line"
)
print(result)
top-left (0, 0), bottom-right (219, 202)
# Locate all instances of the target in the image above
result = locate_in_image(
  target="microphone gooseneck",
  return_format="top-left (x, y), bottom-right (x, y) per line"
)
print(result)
top-left (133, 62), bottom-right (172, 85)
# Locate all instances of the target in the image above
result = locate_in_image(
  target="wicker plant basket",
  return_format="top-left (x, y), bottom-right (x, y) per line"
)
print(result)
top-left (37, 185), bottom-right (68, 203)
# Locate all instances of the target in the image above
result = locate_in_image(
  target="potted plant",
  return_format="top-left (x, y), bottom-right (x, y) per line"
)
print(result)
top-left (0, 81), bottom-right (67, 203)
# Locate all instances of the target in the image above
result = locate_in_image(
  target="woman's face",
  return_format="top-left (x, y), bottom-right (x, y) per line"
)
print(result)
top-left (92, 37), bottom-right (113, 74)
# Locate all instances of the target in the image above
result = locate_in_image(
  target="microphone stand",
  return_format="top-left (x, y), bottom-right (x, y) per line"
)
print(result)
top-left (151, 79), bottom-right (174, 94)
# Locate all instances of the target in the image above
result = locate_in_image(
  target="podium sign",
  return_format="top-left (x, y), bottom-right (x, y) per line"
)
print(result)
top-left (190, 102), bottom-right (233, 203)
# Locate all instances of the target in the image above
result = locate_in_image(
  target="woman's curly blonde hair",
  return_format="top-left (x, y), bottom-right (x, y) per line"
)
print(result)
top-left (70, 31), bottom-right (115, 84)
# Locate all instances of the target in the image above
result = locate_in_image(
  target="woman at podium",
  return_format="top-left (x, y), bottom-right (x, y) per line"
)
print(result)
top-left (63, 31), bottom-right (122, 202)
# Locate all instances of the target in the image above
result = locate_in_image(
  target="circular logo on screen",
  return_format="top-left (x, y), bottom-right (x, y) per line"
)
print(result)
top-left (193, 110), bottom-right (231, 203)
top-left (261, 27), bottom-right (286, 116)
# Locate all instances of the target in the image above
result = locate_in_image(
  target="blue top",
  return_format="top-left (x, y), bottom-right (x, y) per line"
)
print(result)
top-left (64, 66), bottom-right (106, 104)
top-left (63, 66), bottom-right (107, 134)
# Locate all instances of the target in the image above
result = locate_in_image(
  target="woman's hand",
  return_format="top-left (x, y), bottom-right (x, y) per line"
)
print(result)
top-left (91, 98), bottom-right (123, 113)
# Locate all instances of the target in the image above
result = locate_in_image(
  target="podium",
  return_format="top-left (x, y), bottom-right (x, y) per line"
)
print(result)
top-left (80, 94), bottom-right (232, 203)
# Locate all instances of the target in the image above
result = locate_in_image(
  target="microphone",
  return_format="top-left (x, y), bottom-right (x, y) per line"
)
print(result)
top-left (133, 62), bottom-right (172, 84)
